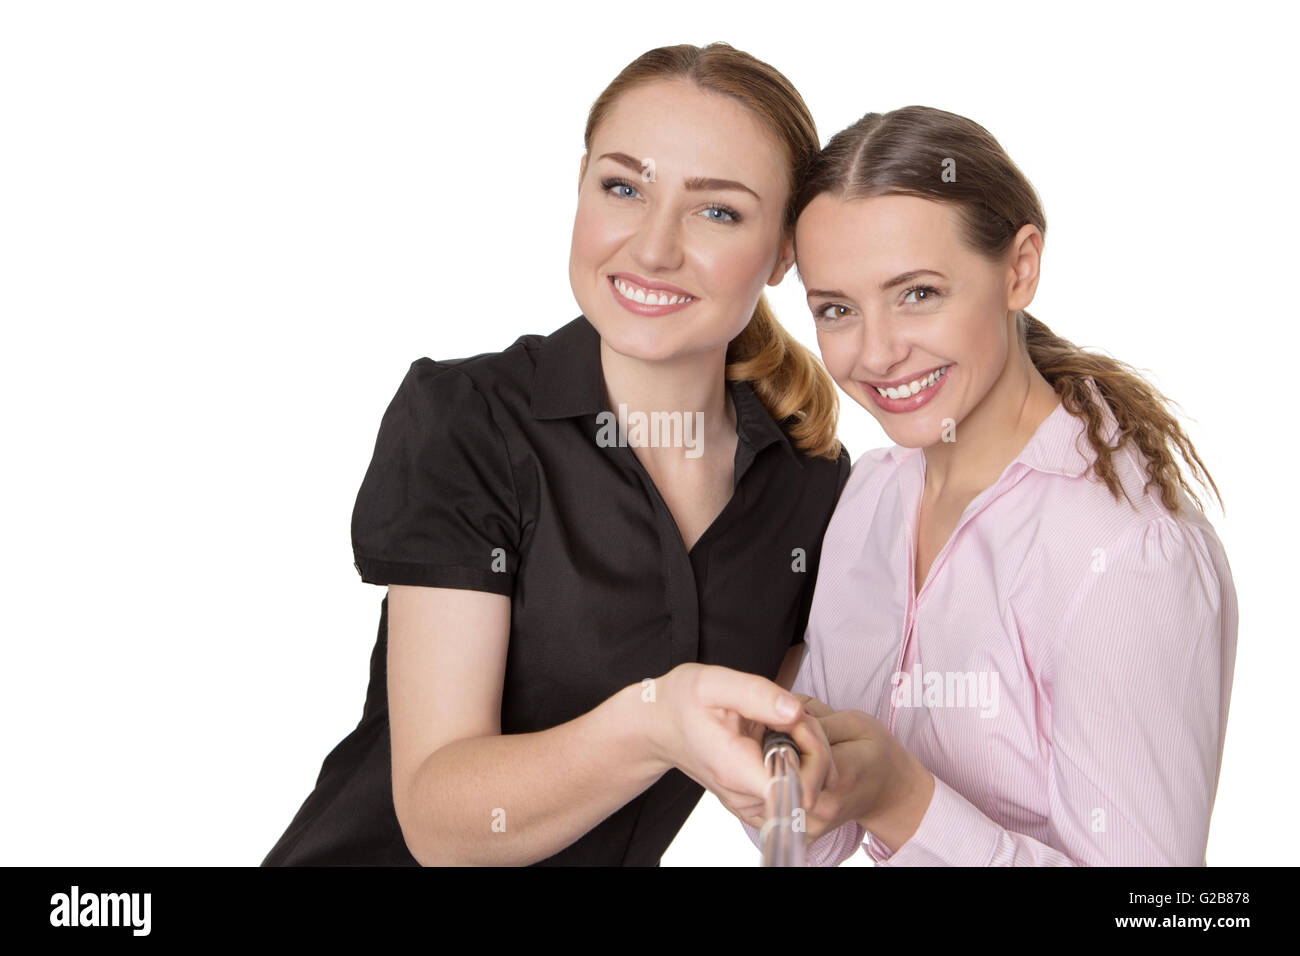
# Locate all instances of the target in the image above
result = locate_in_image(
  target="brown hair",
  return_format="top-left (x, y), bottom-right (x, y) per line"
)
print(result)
top-left (794, 105), bottom-right (1222, 513)
top-left (582, 42), bottom-right (842, 460)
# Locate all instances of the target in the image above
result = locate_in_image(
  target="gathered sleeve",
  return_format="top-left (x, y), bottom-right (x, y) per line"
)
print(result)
top-left (350, 359), bottom-right (521, 595)
top-left (868, 513), bottom-right (1238, 866)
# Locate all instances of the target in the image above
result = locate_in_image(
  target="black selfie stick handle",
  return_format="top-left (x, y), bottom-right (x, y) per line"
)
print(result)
top-left (762, 728), bottom-right (800, 765)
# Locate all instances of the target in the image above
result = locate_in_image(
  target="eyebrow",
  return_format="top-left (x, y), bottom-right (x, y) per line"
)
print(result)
top-left (596, 152), bottom-right (761, 201)
top-left (805, 269), bottom-right (948, 300)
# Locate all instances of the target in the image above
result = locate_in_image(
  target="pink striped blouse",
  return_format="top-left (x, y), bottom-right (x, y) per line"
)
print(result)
top-left (743, 375), bottom-right (1238, 865)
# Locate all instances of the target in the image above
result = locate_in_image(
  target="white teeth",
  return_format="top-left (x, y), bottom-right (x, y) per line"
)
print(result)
top-left (613, 277), bottom-right (693, 306)
top-left (876, 366), bottom-right (947, 399)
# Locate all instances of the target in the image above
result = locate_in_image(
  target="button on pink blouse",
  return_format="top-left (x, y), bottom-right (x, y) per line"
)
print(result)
top-left (743, 375), bottom-right (1238, 865)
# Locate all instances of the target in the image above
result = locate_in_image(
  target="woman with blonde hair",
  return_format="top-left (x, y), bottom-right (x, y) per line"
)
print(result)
top-left (735, 105), bottom-right (1238, 866)
top-left (262, 43), bottom-right (847, 866)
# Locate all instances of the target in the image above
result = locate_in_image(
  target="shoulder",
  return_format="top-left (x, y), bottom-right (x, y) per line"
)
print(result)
top-left (788, 434), bottom-right (854, 490)
top-left (1086, 501), bottom-right (1233, 602)
top-left (1019, 427), bottom-right (1234, 620)
top-left (1023, 406), bottom-right (1212, 551)
top-left (366, 338), bottom-right (552, 478)
top-left (841, 442), bottom-right (912, 505)
top-left (374, 322), bottom-right (582, 449)
top-left (811, 443), bottom-right (911, 551)
top-left (730, 377), bottom-right (851, 493)
top-left (1038, 504), bottom-right (1238, 688)
top-left (394, 330), bottom-right (547, 409)
top-left (377, 359), bottom-right (502, 449)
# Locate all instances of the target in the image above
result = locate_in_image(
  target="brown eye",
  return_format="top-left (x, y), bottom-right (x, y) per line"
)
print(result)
top-left (902, 285), bottom-right (941, 305)
top-left (815, 304), bottom-right (852, 324)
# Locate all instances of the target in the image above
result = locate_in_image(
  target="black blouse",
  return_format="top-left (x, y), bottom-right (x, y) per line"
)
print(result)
top-left (262, 315), bottom-right (851, 866)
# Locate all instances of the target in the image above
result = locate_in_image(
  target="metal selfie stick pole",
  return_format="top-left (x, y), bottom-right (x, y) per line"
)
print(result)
top-left (760, 728), bottom-right (806, 867)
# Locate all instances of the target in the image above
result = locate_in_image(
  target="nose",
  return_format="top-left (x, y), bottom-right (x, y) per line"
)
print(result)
top-left (626, 202), bottom-right (684, 273)
top-left (854, 312), bottom-right (911, 382)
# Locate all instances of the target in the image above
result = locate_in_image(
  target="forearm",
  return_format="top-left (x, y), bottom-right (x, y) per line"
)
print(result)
top-left (864, 773), bottom-right (1072, 866)
top-left (398, 682), bottom-right (668, 865)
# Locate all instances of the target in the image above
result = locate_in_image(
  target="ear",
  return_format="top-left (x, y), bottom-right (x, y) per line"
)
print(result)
top-left (1006, 223), bottom-right (1043, 311)
top-left (577, 152), bottom-right (588, 193)
top-left (766, 232), bottom-right (796, 286)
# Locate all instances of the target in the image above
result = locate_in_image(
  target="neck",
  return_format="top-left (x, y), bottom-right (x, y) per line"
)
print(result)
top-left (922, 327), bottom-right (1060, 498)
top-left (599, 342), bottom-right (736, 463)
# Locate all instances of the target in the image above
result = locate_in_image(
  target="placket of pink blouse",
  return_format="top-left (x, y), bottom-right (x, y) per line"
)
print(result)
top-left (867, 452), bottom-right (1034, 861)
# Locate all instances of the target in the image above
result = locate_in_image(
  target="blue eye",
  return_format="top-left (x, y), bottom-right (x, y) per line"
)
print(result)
top-left (701, 205), bottom-right (741, 224)
top-left (600, 176), bottom-right (641, 200)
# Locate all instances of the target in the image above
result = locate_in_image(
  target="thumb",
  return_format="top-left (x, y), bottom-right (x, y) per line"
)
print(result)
top-left (695, 665), bottom-right (801, 726)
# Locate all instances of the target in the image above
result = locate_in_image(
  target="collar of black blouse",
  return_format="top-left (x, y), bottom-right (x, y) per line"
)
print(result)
top-left (529, 315), bottom-right (802, 470)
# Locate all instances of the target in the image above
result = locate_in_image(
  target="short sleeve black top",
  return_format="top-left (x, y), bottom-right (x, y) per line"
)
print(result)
top-left (262, 315), bottom-right (851, 866)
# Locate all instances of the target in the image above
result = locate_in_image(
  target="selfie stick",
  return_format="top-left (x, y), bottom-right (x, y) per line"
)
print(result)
top-left (759, 728), bottom-right (806, 867)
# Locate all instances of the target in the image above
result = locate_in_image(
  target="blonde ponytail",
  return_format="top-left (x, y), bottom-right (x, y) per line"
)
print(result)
top-left (726, 294), bottom-right (842, 460)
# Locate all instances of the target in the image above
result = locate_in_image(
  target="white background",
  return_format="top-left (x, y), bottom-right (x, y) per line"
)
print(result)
top-left (2, 0), bottom-right (1294, 866)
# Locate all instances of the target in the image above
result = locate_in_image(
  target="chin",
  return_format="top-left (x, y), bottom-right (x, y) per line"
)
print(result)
top-left (603, 333), bottom-right (687, 364)
top-left (588, 310), bottom-right (731, 365)
top-left (609, 327), bottom-right (722, 364)
top-left (887, 411), bottom-right (961, 449)
top-left (882, 428), bottom-right (940, 450)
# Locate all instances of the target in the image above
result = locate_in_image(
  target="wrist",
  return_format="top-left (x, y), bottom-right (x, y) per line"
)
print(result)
top-left (614, 679), bottom-right (673, 781)
top-left (859, 759), bottom-right (934, 852)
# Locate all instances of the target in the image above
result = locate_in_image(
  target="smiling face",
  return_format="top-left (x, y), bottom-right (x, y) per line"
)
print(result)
top-left (796, 192), bottom-right (1033, 448)
top-left (569, 78), bottom-right (794, 364)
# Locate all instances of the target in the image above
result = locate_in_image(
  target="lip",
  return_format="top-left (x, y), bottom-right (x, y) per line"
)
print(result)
top-left (863, 364), bottom-right (948, 390)
top-left (860, 364), bottom-right (951, 414)
top-left (609, 271), bottom-right (695, 297)
top-left (607, 273), bottom-right (698, 317)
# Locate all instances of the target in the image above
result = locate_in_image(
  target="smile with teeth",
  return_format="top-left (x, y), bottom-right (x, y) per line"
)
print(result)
top-left (612, 276), bottom-right (695, 306)
top-left (875, 365), bottom-right (949, 399)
